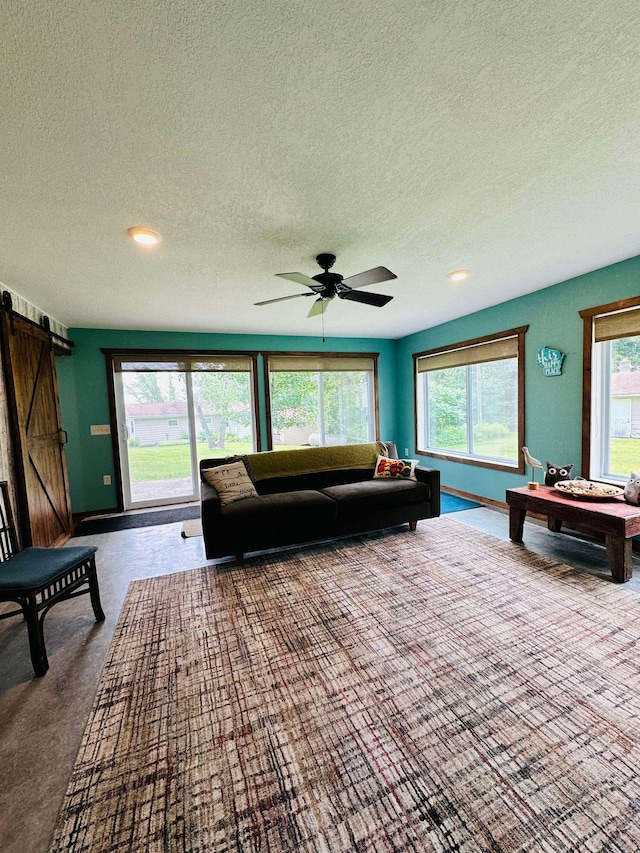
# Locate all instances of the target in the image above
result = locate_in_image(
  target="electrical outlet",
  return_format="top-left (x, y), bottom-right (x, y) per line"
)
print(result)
top-left (405, 448), bottom-right (409, 456)
top-left (103, 475), bottom-right (111, 486)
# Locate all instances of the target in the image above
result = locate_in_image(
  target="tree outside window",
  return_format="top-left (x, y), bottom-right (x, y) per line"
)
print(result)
top-left (267, 354), bottom-right (378, 449)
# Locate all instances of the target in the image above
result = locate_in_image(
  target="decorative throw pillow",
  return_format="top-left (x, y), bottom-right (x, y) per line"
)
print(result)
top-left (202, 460), bottom-right (258, 506)
top-left (373, 455), bottom-right (417, 481)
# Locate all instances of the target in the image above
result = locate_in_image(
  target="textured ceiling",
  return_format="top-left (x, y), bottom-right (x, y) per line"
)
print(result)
top-left (1, 0), bottom-right (640, 339)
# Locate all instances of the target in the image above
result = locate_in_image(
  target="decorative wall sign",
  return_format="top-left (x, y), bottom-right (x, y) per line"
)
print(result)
top-left (537, 345), bottom-right (565, 376)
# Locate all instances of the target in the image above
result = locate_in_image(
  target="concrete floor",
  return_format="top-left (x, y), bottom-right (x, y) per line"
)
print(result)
top-left (1, 505), bottom-right (639, 853)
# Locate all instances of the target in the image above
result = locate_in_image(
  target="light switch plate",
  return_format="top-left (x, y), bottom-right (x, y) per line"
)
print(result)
top-left (90, 424), bottom-right (111, 435)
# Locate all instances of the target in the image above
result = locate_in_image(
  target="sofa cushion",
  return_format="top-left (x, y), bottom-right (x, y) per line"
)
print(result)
top-left (320, 479), bottom-right (431, 515)
top-left (219, 489), bottom-right (337, 536)
top-left (254, 467), bottom-right (373, 495)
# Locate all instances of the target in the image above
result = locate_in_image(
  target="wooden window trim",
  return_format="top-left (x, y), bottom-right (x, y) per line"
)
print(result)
top-left (102, 348), bottom-right (261, 512)
top-left (579, 295), bottom-right (640, 480)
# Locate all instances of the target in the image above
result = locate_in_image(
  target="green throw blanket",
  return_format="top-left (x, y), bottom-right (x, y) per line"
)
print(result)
top-left (244, 442), bottom-right (387, 482)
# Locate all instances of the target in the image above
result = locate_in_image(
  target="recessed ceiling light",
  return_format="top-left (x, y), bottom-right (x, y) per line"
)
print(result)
top-left (448, 269), bottom-right (470, 282)
top-left (127, 226), bottom-right (162, 246)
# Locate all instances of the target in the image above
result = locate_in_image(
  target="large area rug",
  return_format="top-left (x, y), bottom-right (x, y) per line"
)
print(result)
top-left (49, 519), bottom-right (640, 852)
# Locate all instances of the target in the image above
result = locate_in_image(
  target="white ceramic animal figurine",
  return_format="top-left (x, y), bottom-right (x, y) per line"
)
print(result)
top-left (522, 446), bottom-right (543, 486)
top-left (624, 471), bottom-right (640, 506)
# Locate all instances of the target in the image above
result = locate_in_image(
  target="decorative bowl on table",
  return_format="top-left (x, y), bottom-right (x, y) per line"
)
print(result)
top-left (554, 479), bottom-right (624, 500)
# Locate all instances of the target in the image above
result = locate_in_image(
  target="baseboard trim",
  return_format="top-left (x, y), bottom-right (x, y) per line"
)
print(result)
top-left (72, 508), bottom-right (120, 527)
top-left (442, 485), bottom-right (506, 511)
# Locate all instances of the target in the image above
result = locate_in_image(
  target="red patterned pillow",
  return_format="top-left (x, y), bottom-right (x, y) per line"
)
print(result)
top-left (373, 455), bottom-right (417, 481)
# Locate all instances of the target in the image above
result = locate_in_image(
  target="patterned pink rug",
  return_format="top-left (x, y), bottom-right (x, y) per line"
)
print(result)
top-left (49, 518), bottom-right (640, 852)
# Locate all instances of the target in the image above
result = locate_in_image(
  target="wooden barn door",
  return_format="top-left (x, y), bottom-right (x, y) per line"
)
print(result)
top-left (0, 313), bottom-right (72, 547)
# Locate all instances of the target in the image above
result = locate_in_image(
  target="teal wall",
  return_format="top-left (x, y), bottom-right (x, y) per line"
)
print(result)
top-left (56, 329), bottom-right (398, 513)
top-left (394, 255), bottom-right (640, 503)
top-left (56, 254), bottom-right (640, 514)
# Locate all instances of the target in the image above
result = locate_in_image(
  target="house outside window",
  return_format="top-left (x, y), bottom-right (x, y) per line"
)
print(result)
top-left (414, 326), bottom-right (527, 473)
top-left (265, 353), bottom-right (379, 450)
top-left (167, 419), bottom-right (179, 427)
top-left (580, 298), bottom-right (640, 483)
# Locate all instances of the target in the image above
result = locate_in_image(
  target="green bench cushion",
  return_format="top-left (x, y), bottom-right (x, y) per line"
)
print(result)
top-left (0, 545), bottom-right (98, 591)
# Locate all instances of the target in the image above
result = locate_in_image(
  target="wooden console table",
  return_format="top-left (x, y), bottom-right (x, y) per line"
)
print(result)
top-left (506, 485), bottom-right (640, 583)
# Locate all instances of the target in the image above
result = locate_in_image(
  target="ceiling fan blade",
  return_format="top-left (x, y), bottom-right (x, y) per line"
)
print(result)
top-left (307, 297), bottom-right (330, 318)
top-left (341, 266), bottom-right (397, 289)
top-left (255, 292), bottom-right (313, 306)
top-left (339, 289), bottom-right (393, 308)
top-left (275, 272), bottom-right (319, 288)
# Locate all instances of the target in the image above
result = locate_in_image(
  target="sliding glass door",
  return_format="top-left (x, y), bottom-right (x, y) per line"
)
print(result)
top-left (112, 354), bottom-right (257, 509)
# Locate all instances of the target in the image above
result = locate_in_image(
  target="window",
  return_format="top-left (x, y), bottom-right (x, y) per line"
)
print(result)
top-left (167, 419), bottom-right (179, 427)
top-left (265, 353), bottom-right (378, 450)
top-left (414, 326), bottom-right (527, 472)
top-left (580, 298), bottom-right (640, 483)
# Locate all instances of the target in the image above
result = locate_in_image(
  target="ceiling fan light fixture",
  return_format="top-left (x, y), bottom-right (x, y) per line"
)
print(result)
top-left (262, 254), bottom-right (397, 315)
top-left (448, 269), bottom-right (470, 282)
top-left (127, 226), bottom-right (162, 246)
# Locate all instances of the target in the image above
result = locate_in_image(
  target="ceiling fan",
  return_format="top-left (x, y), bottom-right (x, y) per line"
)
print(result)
top-left (255, 253), bottom-right (397, 317)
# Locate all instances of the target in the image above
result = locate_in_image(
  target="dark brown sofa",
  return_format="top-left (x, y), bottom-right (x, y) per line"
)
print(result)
top-left (199, 441), bottom-right (440, 563)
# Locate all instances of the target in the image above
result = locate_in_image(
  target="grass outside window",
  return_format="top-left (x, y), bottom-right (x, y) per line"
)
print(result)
top-left (127, 442), bottom-right (306, 482)
top-left (608, 437), bottom-right (640, 479)
top-left (125, 437), bottom-right (640, 483)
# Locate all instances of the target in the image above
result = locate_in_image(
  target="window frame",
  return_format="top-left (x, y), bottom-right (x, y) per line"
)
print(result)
top-left (102, 348), bottom-right (261, 513)
top-left (413, 326), bottom-right (528, 474)
top-left (579, 295), bottom-right (640, 482)
top-left (263, 351), bottom-right (380, 450)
